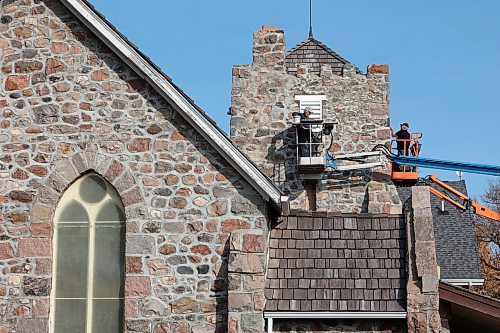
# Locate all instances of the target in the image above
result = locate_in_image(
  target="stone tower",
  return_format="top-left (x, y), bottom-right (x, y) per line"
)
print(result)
top-left (230, 26), bottom-right (401, 213)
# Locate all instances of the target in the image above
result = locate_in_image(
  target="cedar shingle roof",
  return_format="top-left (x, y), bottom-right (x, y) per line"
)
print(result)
top-left (265, 212), bottom-right (407, 312)
top-left (285, 37), bottom-right (351, 76)
top-left (397, 181), bottom-right (483, 280)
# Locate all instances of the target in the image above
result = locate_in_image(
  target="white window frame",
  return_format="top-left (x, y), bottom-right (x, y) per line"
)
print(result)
top-left (50, 173), bottom-right (125, 333)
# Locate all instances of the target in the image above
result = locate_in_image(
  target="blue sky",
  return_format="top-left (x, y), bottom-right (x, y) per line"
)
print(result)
top-left (90, 0), bottom-right (499, 200)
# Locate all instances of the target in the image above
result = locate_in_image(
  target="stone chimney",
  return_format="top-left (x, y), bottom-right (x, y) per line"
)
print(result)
top-left (252, 26), bottom-right (285, 69)
top-left (406, 186), bottom-right (441, 333)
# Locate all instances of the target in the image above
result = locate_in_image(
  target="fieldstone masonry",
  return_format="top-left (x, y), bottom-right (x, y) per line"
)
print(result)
top-left (228, 230), bottom-right (266, 333)
top-left (406, 187), bottom-right (441, 333)
top-left (0, 1), bottom-right (269, 332)
top-left (1, 2), bottom-right (457, 333)
top-left (231, 26), bottom-right (401, 214)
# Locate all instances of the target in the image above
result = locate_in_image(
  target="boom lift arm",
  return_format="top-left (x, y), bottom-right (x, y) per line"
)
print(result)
top-left (374, 145), bottom-right (500, 177)
top-left (427, 174), bottom-right (500, 221)
top-left (373, 144), bottom-right (499, 220)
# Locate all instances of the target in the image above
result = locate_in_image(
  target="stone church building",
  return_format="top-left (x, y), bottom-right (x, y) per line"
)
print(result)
top-left (1, 1), bottom-right (498, 332)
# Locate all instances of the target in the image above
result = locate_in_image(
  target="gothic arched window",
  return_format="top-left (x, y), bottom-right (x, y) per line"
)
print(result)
top-left (51, 173), bottom-right (125, 332)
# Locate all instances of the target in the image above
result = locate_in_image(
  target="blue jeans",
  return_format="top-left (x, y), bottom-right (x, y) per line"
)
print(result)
top-left (300, 144), bottom-right (310, 157)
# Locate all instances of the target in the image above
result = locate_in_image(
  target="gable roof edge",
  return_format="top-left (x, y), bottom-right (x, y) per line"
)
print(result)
top-left (60, 0), bottom-right (283, 208)
top-left (311, 38), bottom-right (350, 64)
top-left (439, 281), bottom-right (500, 318)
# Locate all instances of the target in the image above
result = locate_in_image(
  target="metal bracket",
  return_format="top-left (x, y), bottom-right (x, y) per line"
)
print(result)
top-left (326, 151), bottom-right (384, 171)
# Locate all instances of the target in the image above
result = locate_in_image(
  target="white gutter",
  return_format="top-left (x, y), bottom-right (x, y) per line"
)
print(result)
top-left (441, 279), bottom-right (484, 286)
top-left (60, 0), bottom-right (284, 208)
top-left (264, 312), bottom-right (407, 319)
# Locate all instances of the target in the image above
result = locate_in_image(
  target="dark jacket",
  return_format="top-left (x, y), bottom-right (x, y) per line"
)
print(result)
top-left (293, 112), bottom-right (311, 143)
top-left (395, 130), bottom-right (410, 151)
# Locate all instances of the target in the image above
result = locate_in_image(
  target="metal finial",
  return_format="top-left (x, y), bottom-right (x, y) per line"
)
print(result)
top-left (308, 0), bottom-right (314, 39)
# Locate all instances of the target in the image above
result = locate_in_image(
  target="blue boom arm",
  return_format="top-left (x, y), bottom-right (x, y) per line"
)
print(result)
top-left (391, 155), bottom-right (500, 176)
top-left (373, 145), bottom-right (500, 176)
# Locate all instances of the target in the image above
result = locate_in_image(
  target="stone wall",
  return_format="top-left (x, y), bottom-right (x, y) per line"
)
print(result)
top-left (0, 1), bottom-right (269, 332)
top-left (230, 26), bottom-right (401, 214)
top-left (227, 230), bottom-right (266, 333)
top-left (405, 187), bottom-right (441, 333)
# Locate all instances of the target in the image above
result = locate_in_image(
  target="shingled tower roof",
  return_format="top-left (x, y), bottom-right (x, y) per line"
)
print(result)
top-left (285, 37), bottom-right (351, 76)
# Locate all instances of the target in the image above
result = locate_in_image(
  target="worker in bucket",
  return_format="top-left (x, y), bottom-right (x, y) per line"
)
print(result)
top-left (391, 122), bottom-right (411, 156)
top-left (292, 107), bottom-right (313, 157)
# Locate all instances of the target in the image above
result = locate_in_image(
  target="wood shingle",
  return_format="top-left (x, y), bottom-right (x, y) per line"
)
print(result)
top-left (285, 38), bottom-right (352, 76)
top-left (265, 213), bottom-right (407, 312)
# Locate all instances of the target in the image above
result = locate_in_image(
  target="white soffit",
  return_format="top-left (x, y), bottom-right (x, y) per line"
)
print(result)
top-left (441, 279), bottom-right (484, 286)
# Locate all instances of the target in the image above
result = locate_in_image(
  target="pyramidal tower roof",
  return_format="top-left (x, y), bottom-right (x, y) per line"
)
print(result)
top-left (285, 36), bottom-right (352, 76)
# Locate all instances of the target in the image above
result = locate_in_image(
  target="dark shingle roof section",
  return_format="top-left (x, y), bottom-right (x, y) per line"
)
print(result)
top-left (397, 181), bottom-right (483, 280)
top-left (265, 212), bottom-right (406, 312)
top-left (285, 38), bottom-right (350, 76)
